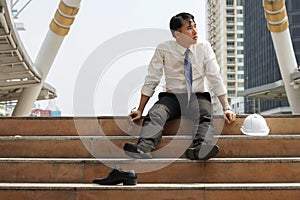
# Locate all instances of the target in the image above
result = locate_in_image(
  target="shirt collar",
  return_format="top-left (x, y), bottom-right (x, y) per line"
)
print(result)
top-left (175, 41), bottom-right (196, 55)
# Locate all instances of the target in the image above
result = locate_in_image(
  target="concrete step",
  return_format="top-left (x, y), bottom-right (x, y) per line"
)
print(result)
top-left (0, 135), bottom-right (299, 158)
top-left (1, 115), bottom-right (299, 199)
top-left (0, 183), bottom-right (299, 200)
top-left (0, 158), bottom-right (299, 183)
top-left (0, 115), bottom-right (300, 136)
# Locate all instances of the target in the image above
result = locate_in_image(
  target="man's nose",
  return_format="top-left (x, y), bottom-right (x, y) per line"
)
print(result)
top-left (193, 28), bottom-right (197, 35)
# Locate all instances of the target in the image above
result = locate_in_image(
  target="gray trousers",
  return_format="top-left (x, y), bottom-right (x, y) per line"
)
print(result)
top-left (138, 92), bottom-right (215, 152)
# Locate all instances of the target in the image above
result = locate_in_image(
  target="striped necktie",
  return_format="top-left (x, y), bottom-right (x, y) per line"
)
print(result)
top-left (184, 49), bottom-right (192, 103)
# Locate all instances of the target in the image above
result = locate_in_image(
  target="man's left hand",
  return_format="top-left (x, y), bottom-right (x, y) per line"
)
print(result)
top-left (224, 110), bottom-right (236, 124)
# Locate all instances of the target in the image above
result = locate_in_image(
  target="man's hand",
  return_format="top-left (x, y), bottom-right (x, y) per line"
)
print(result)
top-left (129, 110), bottom-right (142, 122)
top-left (224, 110), bottom-right (236, 124)
top-left (128, 94), bottom-right (149, 122)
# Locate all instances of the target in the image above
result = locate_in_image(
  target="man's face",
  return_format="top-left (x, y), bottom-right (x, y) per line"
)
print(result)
top-left (176, 19), bottom-right (198, 46)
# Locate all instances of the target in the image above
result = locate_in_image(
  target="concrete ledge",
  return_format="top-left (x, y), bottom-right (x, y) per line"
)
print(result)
top-left (0, 182), bottom-right (299, 190)
top-left (0, 115), bottom-right (299, 136)
top-left (0, 183), bottom-right (299, 200)
top-left (0, 158), bottom-right (299, 183)
top-left (0, 157), bottom-right (299, 164)
top-left (0, 134), bottom-right (299, 158)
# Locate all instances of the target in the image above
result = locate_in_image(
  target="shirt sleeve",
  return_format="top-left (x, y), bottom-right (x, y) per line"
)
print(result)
top-left (141, 44), bottom-right (164, 97)
top-left (203, 41), bottom-right (227, 97)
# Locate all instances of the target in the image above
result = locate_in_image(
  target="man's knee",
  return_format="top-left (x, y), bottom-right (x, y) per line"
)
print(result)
top-left (148, 104), bottom-right (170, 123)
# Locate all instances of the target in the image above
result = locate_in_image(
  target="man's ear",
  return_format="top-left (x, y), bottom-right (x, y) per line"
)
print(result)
top-left (174, 31), bottom-right (181, 39)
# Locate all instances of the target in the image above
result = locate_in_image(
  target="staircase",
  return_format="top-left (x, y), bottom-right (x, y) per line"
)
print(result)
top-left (0, 115), bottom-right (299, 199)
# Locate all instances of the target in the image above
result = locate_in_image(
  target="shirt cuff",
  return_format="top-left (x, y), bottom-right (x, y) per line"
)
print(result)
top-left (214, 85), bottom-right (227, 97)
top-left (141, 86), bottom-right (155, 97)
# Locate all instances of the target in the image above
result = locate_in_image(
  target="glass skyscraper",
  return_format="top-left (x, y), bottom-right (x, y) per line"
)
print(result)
top-left (243, 0), bottom-right (300, 114)
top-left (206, 0), bottom-right (245, 114)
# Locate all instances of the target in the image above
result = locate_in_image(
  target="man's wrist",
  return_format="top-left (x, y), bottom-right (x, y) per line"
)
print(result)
top-left (223, 105), bottom-right (232, 112)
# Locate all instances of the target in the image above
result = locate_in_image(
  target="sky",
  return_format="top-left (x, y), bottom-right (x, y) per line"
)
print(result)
top-left (16, 0), bottom-right (206, 116)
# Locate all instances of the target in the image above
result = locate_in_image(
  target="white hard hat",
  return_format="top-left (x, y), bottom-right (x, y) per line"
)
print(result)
top-left (240, 114), bottom-right (270, 136)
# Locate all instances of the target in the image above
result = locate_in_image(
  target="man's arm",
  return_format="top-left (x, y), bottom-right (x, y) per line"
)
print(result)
top-left (217, 94), bottom-right (230, 109)
top-left (203, 42), bottom-right (236, 124)
top-left (129, 94), bottom-right (150, 121)
top-left (217, 94), bottom-right (236, 124)
top-left (129, 44), bottom-right (164, 121)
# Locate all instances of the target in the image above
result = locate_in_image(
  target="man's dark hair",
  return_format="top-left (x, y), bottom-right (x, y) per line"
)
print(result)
top-left (169, 12), bottom-right (195, 37)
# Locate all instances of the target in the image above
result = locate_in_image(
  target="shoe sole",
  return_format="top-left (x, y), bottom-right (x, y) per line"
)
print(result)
top-left (124, 143), bottom-right (152, 159)
top-left (124, 150), bottom-right (152, 159)
top-left (123, 179), bottom-right (137, 185)
top-left (185, 144), bottom-right (219, 160)
top-left (93, 178), bottom-right (137, 185)
top-left (185, 148), bottom-right (196, 160)
top-left (198, 145), bottom-right (219, 160)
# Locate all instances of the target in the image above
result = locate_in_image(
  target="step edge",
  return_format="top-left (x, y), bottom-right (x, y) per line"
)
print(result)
top-left (1, 114), bottom-right (300, 120)
top-left (0, 183), bottom-right (299, 190)
top-left (1, 135), bottom-right (300, 140)
top-left (0, 157), bottom-right (300, 163)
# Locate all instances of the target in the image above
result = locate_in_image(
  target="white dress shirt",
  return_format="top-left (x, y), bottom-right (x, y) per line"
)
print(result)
top-left (141, 39), bottom-right (227, 97)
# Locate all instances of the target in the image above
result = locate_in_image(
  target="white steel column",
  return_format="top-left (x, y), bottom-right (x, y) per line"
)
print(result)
top-left (263, 0), bottom-right (300, 114)
top-left (12, 0), bottom-right (81, 116)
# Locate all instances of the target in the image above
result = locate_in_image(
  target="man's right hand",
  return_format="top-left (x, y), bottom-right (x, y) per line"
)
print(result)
top-left (129, 94), bottom-right (149, 122)
top-left (129, 110), bottom-right (142, 122)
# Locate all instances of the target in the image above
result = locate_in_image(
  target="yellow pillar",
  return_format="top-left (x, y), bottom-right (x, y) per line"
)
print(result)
top-left (263, 0), bottom-right (300, 114)
top-left (13, 0), bottom-right (81, 116)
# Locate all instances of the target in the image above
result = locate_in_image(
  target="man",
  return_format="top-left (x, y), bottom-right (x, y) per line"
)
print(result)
top-left (124, 12), bottom-right (236, 160)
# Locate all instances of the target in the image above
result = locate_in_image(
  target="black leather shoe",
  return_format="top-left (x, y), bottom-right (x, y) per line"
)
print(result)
top-left (185, 143), bottom-right (219, 160)
top-left (93, 168), bottom-right (137, 185)
top-left (123, 142), bottom-right (152, 159)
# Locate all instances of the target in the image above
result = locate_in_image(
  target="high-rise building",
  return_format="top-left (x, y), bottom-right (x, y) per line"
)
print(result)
top-left (206, 0), bottom-right (245, 114)
top-left (241, 0), bottom-right (300, 114)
